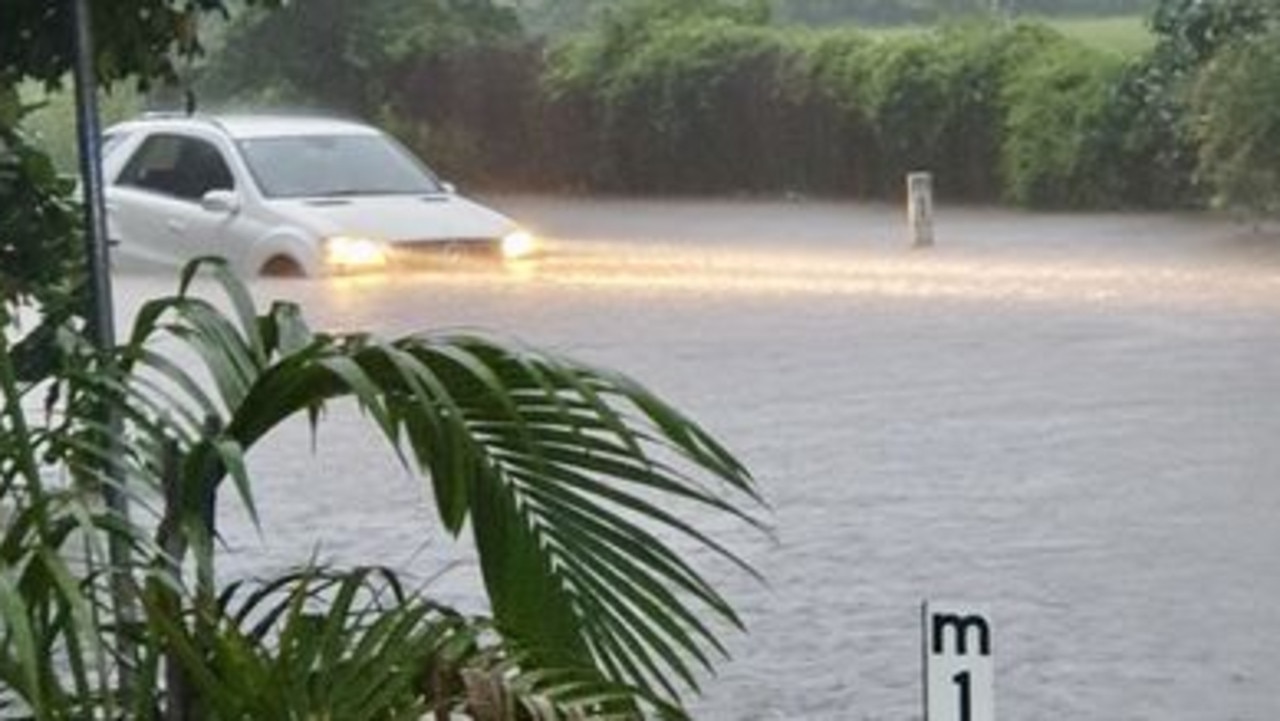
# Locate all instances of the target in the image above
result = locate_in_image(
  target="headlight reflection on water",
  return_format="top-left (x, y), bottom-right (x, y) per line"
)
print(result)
top-left (508, 240), bottom-right (1272, 308)
top-left (324, 237), bottom-right (1278, 311)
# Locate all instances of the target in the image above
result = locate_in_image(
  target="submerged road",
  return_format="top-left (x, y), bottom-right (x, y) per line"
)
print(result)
top-left (115, 197), bottom-right (1280, 719)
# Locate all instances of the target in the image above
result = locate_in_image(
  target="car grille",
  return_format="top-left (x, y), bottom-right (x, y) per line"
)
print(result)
top-left (391, 238), bottom-right (503, 263)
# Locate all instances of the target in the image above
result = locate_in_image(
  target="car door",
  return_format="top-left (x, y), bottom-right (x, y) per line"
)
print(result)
top-left (108, 132), bottom-right (242, 270)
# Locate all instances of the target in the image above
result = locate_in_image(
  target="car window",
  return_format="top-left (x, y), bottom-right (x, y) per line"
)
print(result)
top-left (117, 134), bottom-right (235, 201)
top-left (237, 134), bottom-right (441, 198)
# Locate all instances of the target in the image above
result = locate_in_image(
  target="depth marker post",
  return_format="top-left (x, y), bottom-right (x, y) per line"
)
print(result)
top-left (907, 171), bottom-right (935, 248)
top-left (923, 601), bottom-right (994, 721)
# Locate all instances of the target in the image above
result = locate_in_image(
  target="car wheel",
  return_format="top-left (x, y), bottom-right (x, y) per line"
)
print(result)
top-left (259, 255), bottom-right (306, 278)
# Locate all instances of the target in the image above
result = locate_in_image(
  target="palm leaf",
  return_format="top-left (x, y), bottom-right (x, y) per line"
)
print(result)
top-left (101, 259), bottom-right (767, 714)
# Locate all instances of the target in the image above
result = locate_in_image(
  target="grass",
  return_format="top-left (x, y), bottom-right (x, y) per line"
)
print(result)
top-left (1036, 15), bottom-right (1154, 55)
top-left (862, 14), bottom-right (1154, 57)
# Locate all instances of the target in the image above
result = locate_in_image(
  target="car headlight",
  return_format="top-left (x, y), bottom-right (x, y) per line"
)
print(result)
top-left (325, 236), bottom-right (388, 268)
top-left (500, 230), bottom-right (537, 260)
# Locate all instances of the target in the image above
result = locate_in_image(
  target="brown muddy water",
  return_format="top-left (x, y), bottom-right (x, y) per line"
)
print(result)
top-left (112, 197), bottom-right (1280, 720)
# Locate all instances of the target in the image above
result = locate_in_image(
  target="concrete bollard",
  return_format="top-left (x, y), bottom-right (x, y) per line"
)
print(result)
top-left (907, 171), bottom-right (934, 248)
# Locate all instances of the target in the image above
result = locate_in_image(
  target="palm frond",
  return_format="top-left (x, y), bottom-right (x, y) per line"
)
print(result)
top-left (87, 258), bottom-right (767, 714)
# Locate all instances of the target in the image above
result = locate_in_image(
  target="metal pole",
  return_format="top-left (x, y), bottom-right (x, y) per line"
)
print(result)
top-left (69, 0), bottom-right (136, 695)
top-left (70, 0), bottom-right (115, 344)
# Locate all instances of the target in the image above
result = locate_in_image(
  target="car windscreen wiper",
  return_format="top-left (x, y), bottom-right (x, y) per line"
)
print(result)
top-left (312, 188), bottom-right (436, 198)
top-left (313, 188), bottom-right (377, 197)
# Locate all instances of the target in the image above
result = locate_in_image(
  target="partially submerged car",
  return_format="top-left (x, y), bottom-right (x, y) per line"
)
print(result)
top-left (102, 113), bottom-right (536, 277)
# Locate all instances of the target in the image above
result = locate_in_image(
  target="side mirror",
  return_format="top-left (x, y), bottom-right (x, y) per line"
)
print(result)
top-left (441, 181), bottom-right (457, 195)
top-left (201, 189), bottom-right (240, 214)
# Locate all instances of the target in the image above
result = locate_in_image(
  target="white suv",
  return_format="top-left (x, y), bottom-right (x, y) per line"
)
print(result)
top-left (102, 114), bottom-right (535, 277)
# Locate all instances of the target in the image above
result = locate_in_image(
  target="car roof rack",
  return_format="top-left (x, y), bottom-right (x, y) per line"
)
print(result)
top-left (137, 110), bottom-right (224, 130)
top-left (138, 110), bottom-right (191, 119)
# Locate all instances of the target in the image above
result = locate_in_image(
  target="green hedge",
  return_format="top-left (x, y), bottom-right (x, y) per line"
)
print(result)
top-left (1000, 34), bottom-right (1125, 207)
top-left (1191, 28), bottom-right (1280, 214)
top-left (582, 19), bottom-right (799, 192)
top-left (387, 17), bottom-right (1188, 207)
top-left (198, 1), bottom-right (1239, 209)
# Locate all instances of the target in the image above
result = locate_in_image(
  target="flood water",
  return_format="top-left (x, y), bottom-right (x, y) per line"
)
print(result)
top-left (114, 197), bottom-right (1280, 720)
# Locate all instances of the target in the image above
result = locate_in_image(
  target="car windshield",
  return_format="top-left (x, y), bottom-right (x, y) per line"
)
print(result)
top-left (237, 133), bottom-right (442, 198)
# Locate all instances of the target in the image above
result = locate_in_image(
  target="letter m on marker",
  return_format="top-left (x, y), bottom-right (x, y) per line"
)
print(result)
top-left (932, 614), bottom-right (991, 657)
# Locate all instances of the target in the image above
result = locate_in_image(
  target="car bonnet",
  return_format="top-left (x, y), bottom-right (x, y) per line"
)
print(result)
top-left (267, 193), bottom-right (516, 243)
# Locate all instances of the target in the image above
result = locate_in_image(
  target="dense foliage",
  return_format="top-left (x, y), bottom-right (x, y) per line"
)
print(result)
top-left (514, 0), bottom-right (1158, 33)
top-left (999, 32), bottom-right (1124, 207)
top-left (199, 0), bottom-right (521, 116)
top-left (403, 15), bottom-right (1169, 206)
top-left (1191, 26), bottom-right (1280, 213)
top-left (190, 0), bottom-right (1280, 211)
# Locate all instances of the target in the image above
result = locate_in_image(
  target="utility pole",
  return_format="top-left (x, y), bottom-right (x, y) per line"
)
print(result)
top-left (69, 0), bottom-right (136, 695)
